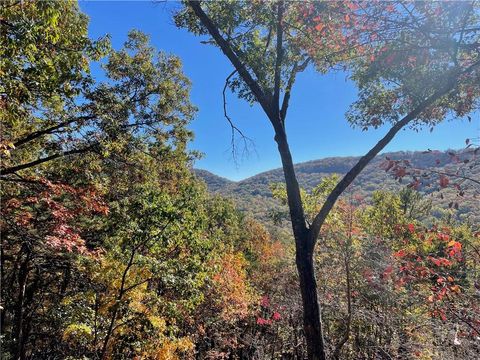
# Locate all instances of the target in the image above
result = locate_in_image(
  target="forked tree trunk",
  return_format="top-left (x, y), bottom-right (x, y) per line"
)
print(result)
top-left (187, 2), bottom-right (329, 356)
top-left (274, 128), bottom-right (327, 359)
top-left (185, 4), bottom-right (478, 358)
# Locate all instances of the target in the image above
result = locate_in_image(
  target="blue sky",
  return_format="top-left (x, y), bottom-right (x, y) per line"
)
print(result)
top-left (80, 1), bottom-right (479, 181)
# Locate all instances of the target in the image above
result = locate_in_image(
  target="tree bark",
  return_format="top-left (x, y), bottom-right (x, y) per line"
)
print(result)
top-left (12, 250), bottom-right (30, 360)
top-left (183, 4), bottom-right (480, 359)
top-left (187, 3), bottom-right (327, 356)
top-left (296, 242), bottom-right (326, 360)
top-left (273, 128), bottom-right (326, 360)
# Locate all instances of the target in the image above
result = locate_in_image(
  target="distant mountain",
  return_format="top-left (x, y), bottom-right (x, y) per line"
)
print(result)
top-left (194, 150), bottom-right (479, 228)
top-left (193, 169), bottom-right (233, 192)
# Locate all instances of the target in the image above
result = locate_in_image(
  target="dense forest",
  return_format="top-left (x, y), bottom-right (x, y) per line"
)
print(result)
top-left (195, 150), bottom-right (480, 228)
top-left (1, 1), bottom-right (479, 360)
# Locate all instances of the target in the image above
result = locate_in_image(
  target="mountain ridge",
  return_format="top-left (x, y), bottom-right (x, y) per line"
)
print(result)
top-left (193, 149), bottom-right (479, 226)
top-left (195, 149), bottom-right (455, 191)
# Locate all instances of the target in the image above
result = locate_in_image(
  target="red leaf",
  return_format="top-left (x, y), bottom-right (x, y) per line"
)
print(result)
top-left (393, 249), bottom-right (407, 258)
top-left (315, 23), bottom-right (325, 32)
top-left (256, 317), bottom-right (272, 326)
top-left (407, 223), bottom-right (415, 233)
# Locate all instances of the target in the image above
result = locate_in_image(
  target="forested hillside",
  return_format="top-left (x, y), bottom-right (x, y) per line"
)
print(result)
top-left (195, 149), bottom-right (480, 227)
top-left (2, 1), bottom-right (479, 359)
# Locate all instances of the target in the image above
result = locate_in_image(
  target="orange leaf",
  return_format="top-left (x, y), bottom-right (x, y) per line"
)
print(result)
top-left (450, 285), bottom-right (461, 293)
top-left (315, 23), bottom-right (325, 32)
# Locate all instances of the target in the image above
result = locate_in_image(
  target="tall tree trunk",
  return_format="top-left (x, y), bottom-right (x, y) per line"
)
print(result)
top-left (296, 242), bottom-right (326, 360)
top-left (12, 250), bottom-right (30, 360)
top-left (185, 4), bottom-right (480, 358)
top-left (274, 128), bottom-right (326, 360)
top-left (187, 2), bottom-right (327, 356)
top-left (1, 243), bottom-right (5, 337)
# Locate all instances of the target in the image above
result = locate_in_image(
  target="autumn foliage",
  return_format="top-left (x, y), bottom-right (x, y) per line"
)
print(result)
top-left (1, 1), bottom-right (479, 359)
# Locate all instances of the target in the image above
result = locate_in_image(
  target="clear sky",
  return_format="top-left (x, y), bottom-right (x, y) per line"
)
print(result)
top-left (80, 1), bottom-right (479, 181)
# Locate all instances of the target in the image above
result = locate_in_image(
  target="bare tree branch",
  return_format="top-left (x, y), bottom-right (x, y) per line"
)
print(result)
top-left (0, 146), bottom-right (95, 176)
top-left (12, 115), bottom-right (94, 149)
top-left (223, 70), bottom-right (254, 164)
top-left (188, 1), bottom-right (275, 120)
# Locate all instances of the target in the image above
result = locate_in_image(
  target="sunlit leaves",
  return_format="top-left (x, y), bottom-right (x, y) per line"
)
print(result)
top-left (211, 252), bottom-right (257, 321)
top-left (293, 1), bottom-right (480, 129)
top-left (175, 0), bottom-right (310, 104)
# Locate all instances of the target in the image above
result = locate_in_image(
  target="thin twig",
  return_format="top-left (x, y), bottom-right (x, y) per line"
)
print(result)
top-left (223, 70), bottom-right (254, 164)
